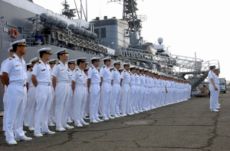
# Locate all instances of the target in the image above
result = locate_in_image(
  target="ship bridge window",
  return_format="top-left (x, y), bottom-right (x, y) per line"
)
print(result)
top-left (94, 29), bottom-right (99, 38)
top-left (101, 28), bottom-right (106, 38)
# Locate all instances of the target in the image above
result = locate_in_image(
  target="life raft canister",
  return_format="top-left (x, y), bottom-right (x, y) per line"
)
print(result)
top-left (8, 28), bottom-right (19, 39)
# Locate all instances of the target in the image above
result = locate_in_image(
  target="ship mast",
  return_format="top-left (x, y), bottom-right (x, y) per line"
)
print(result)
top-left (108, 0), bottom-right (143, 47)
top-left (62, 0), bottom-right (76, 19)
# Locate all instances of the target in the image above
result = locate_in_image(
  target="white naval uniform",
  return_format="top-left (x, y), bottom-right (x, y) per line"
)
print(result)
top-left (110, 68), bottom-right (121, 116)
top-left (100, 66), bottom-right (112, 119)
top-left (129, 73), bottom-right (136, 114)
top-left (2, 54), bottom-right (27, 142)
top-left (33, 60), bottom-right (53, 134)
top-left (72, 68), bottom-right (88, 124)
top-left (121, 70), bottom-right (131, 116)
top-left (24, 70), bottom-right (36, 129)
top-left (52, 61), bottom-right (71, 129)
top-left (208, 71), bottom-right (220, 111)
top-left (135, 74), bottom-right (142, 112)
top-left (88, 66), bottom-right (101, 122)
top-left (0, 58), bottom-right (10, 132)
top-left (67, 69), bottom-right (76, 122)
top-left (139, 75), bottom-right (146, 111)
top-left (48, 67), bottom-right (55, 126)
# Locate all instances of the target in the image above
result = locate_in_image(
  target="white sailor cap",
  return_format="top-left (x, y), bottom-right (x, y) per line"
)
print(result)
top-left (38, 47), bottom-right (52, 54)
top-left (11, 39), bottom-right (26, 47)
top-left (30, 57), bottom-right (39, 63)
top-left (123, 63), bottom-right (130, 66)
top-left (56, 49), bottom-right (69, 55)
top-left (103, 56), bottom-right (111, 61)
top-left (130, 65), bottom-right (136, 69)
top-left (68, 59), bottom-right (76, 64)
top-left (77, 57), bottom-right (87, 61)
top-left (91, 57), bottom-right (101, 61)
top-left (48, 59), bottom-right (57, 64)
top-left (113, 61), bottom-right (121, 65)
top-left (7, 47), bottom-right (13, 52)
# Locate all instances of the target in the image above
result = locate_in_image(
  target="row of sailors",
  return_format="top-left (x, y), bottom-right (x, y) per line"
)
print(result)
top-left (0, 39), bottom-right (192, 145)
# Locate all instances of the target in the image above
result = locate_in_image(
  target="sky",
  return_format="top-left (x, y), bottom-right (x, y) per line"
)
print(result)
top-left (34, 0), bottom-right (230, 80)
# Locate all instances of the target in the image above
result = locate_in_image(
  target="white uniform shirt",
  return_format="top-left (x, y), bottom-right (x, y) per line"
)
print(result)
top-left (130, 73), bottom-right (136, 86)
top-left (1, 54), bottom-right (27, 83)
top-left (111, 69), bottom-right (121, 85)
top-left (32, 60), bottom-right (52, 83)
top-left (88, 66), bottom-right (101, 84)
top-left (121, 70), bottom-right (131, 85)
top-left (0, 58), bottom-right (9, 76)
top-left (135, 74), bottom-right (141, 86)
top-left (208, 70), bottom-right (219, 90)
top-left (100, 66), bottom-right (112, 83)
top-left (72, 68), bottom-right (87, 86)
top-left (52, 61), bottom-right (70, 83)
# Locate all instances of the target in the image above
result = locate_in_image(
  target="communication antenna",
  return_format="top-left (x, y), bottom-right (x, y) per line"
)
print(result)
top-left (73, 0), bottom-right (88, 21)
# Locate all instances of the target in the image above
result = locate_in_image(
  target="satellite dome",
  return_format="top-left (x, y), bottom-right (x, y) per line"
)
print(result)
top-left (158, 37), bottom-right (164, 45)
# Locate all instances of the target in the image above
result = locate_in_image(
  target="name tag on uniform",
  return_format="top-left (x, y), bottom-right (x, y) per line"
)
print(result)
top-left (41, 69), bottom-right (46, 71)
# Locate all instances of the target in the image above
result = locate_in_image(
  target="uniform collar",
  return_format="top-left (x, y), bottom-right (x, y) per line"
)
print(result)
top-left (13, 54), bottom-right (23, 62)
top-left (92, 65), bottom-right (98, 70)
top-left (58, 60), bottom-right (67, 66)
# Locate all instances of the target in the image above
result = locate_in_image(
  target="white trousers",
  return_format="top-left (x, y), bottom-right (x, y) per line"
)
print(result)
top-left (210, 89), bottom-right (219, 110)
top-left (34, 84), bottom-right (52, 134)
top-left (89, 84), bottom-right (100, 121)
top-left (101, 83), bottom-right (112, 117)
top-left (3, 86), bottom-right (7, 132)
top-left (73, 85), bottom-right (87, 122)
top-left (129, 85), bottom-right (136, 113)
top-left (24, 86), bottom-right (36, 128)
top-left (110, 84), bottom-right (121, 116)
top-left (49, 87), bottom-right (55, 124)
top-left (5, 84), bottom-right (27, 141)
top-left (54, 83), bottom-right (71, 129)
top-left (121, 84), bottom-right (130, 115)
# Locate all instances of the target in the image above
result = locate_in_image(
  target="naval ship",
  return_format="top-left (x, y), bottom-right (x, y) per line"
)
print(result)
top-left (0, 0), bottom-right (219, 111)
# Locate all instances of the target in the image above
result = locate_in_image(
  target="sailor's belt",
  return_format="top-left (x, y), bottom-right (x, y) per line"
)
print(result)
top-left (113, 82), bottom-right (120, 85)
top-left (38, 82), bottom-right (51, 86)
top-left (10, 81), bottom-right (26, 87)
top-left (58, 81), bottom-right (70, 84)
top-left (123, 83), bottom-right (130, 85)
top-left (91, 83), bottom-right (100, 85)
top-left (76, 83), bottom-right (87, 87)
top-left (102, 81), bottom-right (111, 84)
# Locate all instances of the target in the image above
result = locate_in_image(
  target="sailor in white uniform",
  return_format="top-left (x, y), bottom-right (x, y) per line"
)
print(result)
top-left (88, 57), bottom-right (102, 123)
top-left (72, 57), bottom-right (89, 127)
top-left (1, 39), bottom-right (32, 145)
top-left (120, 63), bottom-right (131, 116)
top-left (0, 47), bottom-right (14, 133)
top-left (52, 50), bottom-right (74, 131)
top-left (100, 57), bottom-right (113, 120)
top-left (129, 66), bottom-right (136, 115)
top-left (110, 61), bottom-right (122, 118)
top-left (32, 48), bottom-right (55, 137)
top-left (208, 67), bottom-right (220, 112)
top-left (67, 59), bottom-right (77, 124)
top-left (48, 59), bottom-right (57, 127)
top-left (24, 57), bottom-right (39, 131)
